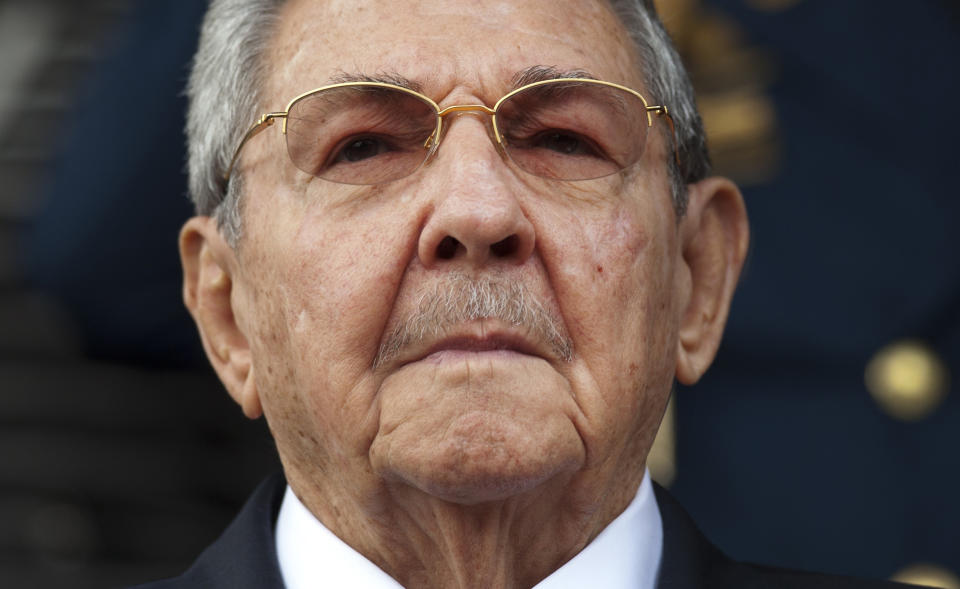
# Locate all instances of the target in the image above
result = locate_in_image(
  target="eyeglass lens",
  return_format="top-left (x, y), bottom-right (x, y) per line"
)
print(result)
top-left (284, 81), bottom-right (651, 185)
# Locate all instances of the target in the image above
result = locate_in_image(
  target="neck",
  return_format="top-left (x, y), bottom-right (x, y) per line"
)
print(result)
top-left (288, 470), bottom-right (644, 589)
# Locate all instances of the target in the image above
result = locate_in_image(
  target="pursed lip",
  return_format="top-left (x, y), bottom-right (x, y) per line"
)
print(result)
top-left (395, 322), bottom-right (550, 368)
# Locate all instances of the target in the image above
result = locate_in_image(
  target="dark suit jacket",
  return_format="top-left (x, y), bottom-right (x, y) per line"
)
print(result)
top-left (133, 474), bottom-right (909, 588)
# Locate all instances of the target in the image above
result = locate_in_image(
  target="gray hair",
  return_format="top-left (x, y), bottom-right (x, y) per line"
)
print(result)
top-left (186, 0), bottom-right (283, 245)
top-left (609, 0), bottom-right (710, 216)
top-left (185, 0), bottom-right (709, 246)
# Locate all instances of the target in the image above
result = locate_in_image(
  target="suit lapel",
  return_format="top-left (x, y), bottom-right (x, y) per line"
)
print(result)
top-left (653, 483), bottom-right (727, 589)
top-left (175, 473), bottom-right (287, 588)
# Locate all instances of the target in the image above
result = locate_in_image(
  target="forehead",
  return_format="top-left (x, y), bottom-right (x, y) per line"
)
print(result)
top-left (265, 0), bottom-right (644, 104)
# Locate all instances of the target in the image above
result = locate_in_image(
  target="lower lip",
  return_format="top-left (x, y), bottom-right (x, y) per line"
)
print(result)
top-left (421, 349), bottom-right (534, 364)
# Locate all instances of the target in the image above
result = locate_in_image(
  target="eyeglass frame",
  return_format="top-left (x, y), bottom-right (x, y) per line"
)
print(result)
top-left (223, 77), bottom-right (681, 185)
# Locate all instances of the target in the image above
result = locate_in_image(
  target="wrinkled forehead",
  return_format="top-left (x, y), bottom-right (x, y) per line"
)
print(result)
top-left (263, 0), bottom-right (645, 106)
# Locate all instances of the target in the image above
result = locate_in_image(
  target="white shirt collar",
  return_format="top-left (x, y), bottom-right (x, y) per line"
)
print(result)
top-left (276, 471), bottom-right (663, 589)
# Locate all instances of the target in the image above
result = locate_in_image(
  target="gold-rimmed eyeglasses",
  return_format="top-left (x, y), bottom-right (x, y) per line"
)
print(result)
top-left (225, 77), bottom-right (679, 186)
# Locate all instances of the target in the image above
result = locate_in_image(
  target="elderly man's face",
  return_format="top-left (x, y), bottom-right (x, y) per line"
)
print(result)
top-left (192, 0), bottom-right (737, 510)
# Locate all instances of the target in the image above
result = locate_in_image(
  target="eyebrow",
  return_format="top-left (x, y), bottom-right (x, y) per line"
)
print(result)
top-left (328, 66), bottom-right (599, 96)
top-left (327, 71), bottom-right (423, 92)
top-left (510, 65), bottom-right (599, 89)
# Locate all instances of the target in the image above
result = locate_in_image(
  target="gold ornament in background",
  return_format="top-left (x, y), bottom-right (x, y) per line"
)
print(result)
top-left (865, 340), bottom-right (950, 422)
top-left (892, 563), bottom-right (960, 589)
top-left (654, 0), bottom-right (781, 186)
top-left (648, 395), bottom-right (677, 487)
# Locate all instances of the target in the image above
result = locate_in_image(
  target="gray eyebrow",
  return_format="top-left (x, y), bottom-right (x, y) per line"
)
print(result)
top-left (510, 66), bottom-right (598, 89)
top-left (326, 71), bottom-right (423, 92)
top-left (325, 67), bottom-right (598, 96)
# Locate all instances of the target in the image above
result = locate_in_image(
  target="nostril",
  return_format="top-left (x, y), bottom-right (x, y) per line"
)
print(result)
top-left (436, 236), bottom-right (460, 259)
top-left (490, 235), bottom-right (518, 258)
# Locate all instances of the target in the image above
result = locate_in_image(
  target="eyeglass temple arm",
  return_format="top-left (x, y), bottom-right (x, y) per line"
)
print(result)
top-left (223, 112), bottom-right (288, 182)
top-left (646, 105), bottom-right (682, 170)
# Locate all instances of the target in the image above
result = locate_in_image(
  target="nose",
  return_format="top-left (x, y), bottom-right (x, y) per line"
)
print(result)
top-left (417, 117), bottom-right (536, 268)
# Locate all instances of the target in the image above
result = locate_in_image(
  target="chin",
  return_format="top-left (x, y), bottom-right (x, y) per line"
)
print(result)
top-left (375, 421), bottom-right (585, 505)
top-left (417, 463), bottom-right (561, 505)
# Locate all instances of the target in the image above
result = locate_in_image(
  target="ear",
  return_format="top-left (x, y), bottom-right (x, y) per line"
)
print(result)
top-left (180, 217), bottom-right (262, 419)
top-left (675, 177), bottom-right (749, 385)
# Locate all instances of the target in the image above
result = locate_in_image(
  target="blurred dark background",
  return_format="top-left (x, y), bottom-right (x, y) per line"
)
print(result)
top-left (1, 0), bottom-right (957, 587)
top-left (2, 2), bottom-right (278, 587)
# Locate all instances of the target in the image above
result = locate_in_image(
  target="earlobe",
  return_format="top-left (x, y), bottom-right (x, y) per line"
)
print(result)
top-left (180, 217), bottom-right (263, 419)
top-left (674, 177), bottom-right (749, 385)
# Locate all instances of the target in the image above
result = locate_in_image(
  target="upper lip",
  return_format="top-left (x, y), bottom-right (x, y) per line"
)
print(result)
top-left (395, 322), bottom-right (550, 367)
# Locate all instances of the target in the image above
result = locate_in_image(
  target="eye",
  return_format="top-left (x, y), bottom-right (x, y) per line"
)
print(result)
top-left (512, 128), bottom-right (605, 160)
top-left (333, 135), bottom-right (392, 163)
top-left (533, 131), bottom-right (595, 156)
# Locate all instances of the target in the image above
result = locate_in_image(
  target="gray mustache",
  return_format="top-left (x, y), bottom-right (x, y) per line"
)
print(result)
top-left (374, 274), bottom-right (574, 369)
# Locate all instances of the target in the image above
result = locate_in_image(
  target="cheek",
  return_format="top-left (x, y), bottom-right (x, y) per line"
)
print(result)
top-left (241, 191), bottom-right (417, 451)
top-left (590, 204), bottom-right (678, 367)
top-left (545, 203), bottom-right (657, 344)
top-left (282, 194), bottom-right (413, 361)
top-left (538, 191), bottom-right (679, 435)
top-left (592, 207), bottom-right (650, 284)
